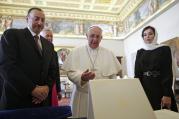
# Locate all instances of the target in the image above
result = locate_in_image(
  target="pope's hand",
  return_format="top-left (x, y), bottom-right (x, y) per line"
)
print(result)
top-left (81, 69), bottom-right (95, 82)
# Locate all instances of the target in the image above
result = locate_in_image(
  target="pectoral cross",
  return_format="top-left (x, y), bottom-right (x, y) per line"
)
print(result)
top-left (90, 68), bottom-right (97, 72)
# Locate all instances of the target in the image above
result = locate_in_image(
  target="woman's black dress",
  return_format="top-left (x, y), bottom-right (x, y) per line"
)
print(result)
top-left (135, 46), bottom-right (178, 112)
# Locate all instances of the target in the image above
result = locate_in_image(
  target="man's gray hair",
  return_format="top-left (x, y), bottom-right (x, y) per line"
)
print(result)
top-left (40, 28), bottom-right (53, 37)
top-left (41, 28), bottom-right (53, 32)
top-left (87, 25), bottom-right (103, 33)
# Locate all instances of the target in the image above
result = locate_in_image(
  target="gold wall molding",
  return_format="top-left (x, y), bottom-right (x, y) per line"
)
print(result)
top-left (119, 0), bottom-right (144, 21)
top-left (0, 0), bottom-right (144, 22)
top-left (44, 8), bottom-right (120, 21)
top-left (0, 0), bottom-right (176, 40)
top-left (0, 4), bottom-right (120, 22)
top-left (123, 0), bottom-right (178, 39)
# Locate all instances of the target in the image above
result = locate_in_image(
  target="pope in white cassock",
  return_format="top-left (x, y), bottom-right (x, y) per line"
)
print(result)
top-left (62, 26), bottom-right (121, 118)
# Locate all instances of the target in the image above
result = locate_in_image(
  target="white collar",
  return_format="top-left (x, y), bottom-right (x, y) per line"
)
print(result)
top-left (27, 27), bottom-right (40, 38)
top-left (142, 43), bottom-right (166, 50)
top-left (86, 45), bottom-right (99, 52)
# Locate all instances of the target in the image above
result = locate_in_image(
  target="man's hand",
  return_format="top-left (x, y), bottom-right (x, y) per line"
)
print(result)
top-left (32, 97), bottom-right (42, 104)
top-left (31, 85), bottom-right (49, 104)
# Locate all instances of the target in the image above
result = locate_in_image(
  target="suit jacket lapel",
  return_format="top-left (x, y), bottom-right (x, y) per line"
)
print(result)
top-left (24, 28), bottom-right (42, 57)
top-left (41, 36), bottom-right (50, 58)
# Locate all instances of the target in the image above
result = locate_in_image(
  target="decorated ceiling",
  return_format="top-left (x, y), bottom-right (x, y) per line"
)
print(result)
top-left (0, 0), bottom-right (143, 21)
top-left (0, 0), bottom-right (175, 38)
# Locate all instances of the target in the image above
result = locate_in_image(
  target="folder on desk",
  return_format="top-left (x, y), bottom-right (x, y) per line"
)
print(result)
top-left (87, 79), bottom-right (157, 119)
top-left (155, 109), bottom-right (179, 119)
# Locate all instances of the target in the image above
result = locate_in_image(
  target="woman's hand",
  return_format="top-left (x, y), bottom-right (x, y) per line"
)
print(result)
top-left (161, 96), bottom-right (171, 109)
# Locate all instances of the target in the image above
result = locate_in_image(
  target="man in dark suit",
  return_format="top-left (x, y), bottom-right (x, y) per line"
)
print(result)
top-left (0, 7), bottom-right (57, 109)
top-left (0, 71), bottom-right (4, 98)
top-left (40, 28), bottom-right (61, 105)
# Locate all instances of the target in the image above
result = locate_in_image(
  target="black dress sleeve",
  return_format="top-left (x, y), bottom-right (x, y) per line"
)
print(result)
top-left (134, 49), bottom-right (143, 80)
top-left (160, 46), bottom-right (173, 96)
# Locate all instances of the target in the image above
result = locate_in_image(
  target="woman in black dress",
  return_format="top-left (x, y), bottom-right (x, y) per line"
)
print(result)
top-left (135, 26), bottom-right (178, 112)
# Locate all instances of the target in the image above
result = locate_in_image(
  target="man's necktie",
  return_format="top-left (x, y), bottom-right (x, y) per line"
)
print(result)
top-left (34, 35), bottom-right (42, 55)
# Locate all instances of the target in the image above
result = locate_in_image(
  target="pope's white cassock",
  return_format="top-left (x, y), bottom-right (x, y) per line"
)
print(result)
top-left (62, 45), bottom-right (121, 118)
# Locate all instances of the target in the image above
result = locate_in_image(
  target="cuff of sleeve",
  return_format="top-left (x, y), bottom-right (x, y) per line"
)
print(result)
top-left (163, 88), bottom-right (172, 97)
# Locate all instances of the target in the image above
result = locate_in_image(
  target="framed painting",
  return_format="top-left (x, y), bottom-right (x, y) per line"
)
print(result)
top-left (55, 46), bottom-right (74, 75)
top-left (55, 46), bottom-right (74, 74)
top-left (123, 0), bottom-right (175, 36)
top-left (47, 20), bottom-right (75, 35)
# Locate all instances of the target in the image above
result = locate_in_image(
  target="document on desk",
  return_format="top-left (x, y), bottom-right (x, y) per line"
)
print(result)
top-left (88, 79), bottom-right (157, 119)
